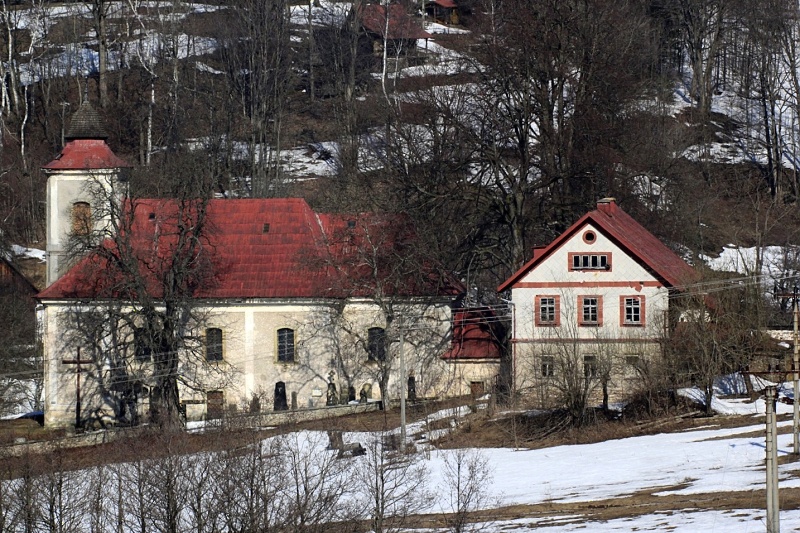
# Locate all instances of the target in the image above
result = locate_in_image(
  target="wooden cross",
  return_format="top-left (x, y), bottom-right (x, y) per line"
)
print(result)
top-left (61, 347), bottom-right (93, 430)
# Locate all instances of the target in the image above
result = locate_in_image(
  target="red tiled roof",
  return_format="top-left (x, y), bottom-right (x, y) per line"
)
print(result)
top-left (42, 139), bottom-right (131, 170)
top-left (442, 307), bottom-right (503, 360)
top-left (38, 198), bottom-right (457, 301)
top-left (432, 0), bottom-right (457, 8)
top-left (360, 3), bottom-right (431, 40)
top-left (498, 199), bottom-right (696, 292)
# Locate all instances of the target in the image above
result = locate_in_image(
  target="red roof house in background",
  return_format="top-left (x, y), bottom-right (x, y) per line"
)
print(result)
top-left (356, 2), bottom-right (430, 59)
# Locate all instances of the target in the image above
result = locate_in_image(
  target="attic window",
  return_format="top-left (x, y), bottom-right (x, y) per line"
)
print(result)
top-left (583, 230), bottom-right (596, 244)
top-left (263, 223), bottom-right (270, 234)
top-left (347, 220), bottom-right (356, 229)
top-left (570, 253), bottom-right (611, 271)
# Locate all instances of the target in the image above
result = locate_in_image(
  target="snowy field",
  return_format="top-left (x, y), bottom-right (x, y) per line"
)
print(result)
top-left (367, 394), bottom-right (800, 531)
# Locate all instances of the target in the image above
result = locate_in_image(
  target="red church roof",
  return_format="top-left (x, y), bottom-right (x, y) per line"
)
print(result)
top-left (38, 198), bottom-right (457, 301)
top-left (42, 139), bottom-right (131, 170)
top-left (498, 199), bottom-right (696, 292)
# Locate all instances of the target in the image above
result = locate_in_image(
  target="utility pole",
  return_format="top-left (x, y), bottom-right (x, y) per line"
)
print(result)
top-left (62, 347), bottom-right (93, 431)
top-left (766, 385), bottom-right (781, 533)
top-left (793, 286), bottom-right (799, 455)
top-left (773, 286), bottom-right (799, 455)
top-left (399, 317), bottom-right (406, 451)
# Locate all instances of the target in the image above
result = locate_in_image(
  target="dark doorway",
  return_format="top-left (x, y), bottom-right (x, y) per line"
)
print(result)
top-left (207, 390), bottom-right (224, 420)
top-left (274, 381), bottom-right (288, 411)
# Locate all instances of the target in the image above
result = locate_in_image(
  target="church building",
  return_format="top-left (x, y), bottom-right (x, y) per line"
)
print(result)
top-left (37, 102), bottom-right (502, 428)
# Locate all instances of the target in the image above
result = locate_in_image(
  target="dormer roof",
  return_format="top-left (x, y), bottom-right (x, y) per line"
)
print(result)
top-left (498, 198), bottom-right (696, 292)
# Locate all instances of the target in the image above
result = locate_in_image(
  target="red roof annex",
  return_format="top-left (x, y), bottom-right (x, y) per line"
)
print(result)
top-left (38, 198), bottom-right (457, 301)
top-left (442, 307), bottom-right (503, 360)
top-left (498, 199), bottom-right (696, 292)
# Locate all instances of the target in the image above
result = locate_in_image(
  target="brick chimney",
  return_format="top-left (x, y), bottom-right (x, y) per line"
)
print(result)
top-left (596, 197), bottom-right (617, 215)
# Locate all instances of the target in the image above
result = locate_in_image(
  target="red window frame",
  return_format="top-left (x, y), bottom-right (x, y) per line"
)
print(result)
top-left (535, 295), bottom-right (561, 326)
top-left (578, 295), bottom-right (603, 326)
top-left (620, 295), bottom-right (645, 327)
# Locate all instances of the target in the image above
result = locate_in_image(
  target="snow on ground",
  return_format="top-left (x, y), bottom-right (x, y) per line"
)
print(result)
top-left (289, 0), bottom-right (350, 27)
top-left (424, 22), bottom-right (470, 35)
top-left (9, 245), bottom-right (45, 262)
top-left (435, 509), bottom-right (800, 533)
top-left (277, 396), bottom-right (800, 531)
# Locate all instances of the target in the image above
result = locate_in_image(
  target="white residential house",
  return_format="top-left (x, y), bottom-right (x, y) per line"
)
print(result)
top-left (37, 102), bottom-right (501, 428)
top-left (498, 198), bottom-right (695, 406)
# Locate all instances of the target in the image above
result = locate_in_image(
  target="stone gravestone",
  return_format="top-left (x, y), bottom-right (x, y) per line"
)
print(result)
top-left (274, 381), bottom-right (288, 411)
top-left (326, 381), bottom-right (338, 406)
top-left (360, 383), bottom-right (372, 403)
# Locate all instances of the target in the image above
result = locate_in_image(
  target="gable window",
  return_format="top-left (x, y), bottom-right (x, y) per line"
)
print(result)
top-left (541, 355), bottom-right (555, 378)
top-left (584, 355), bottom-right (598, 378)
top-left (621, 295), bottom-right (645, 326)
top-left (133, 328), bottom-right (152, 362)
top-left (535, 296), bottom-right (560, 326)
top-left (367, 327), bottom-right (386, 362)
top-left (277, 328), bottom-right (295, 363)
top-left (71, 202), bottom-right (92, 235)
top-left (569, 253), bottom-right (611, 271)
top-left (205, 328), bottom-right (223, 362)
top-left (579, 296), bottom-right (602, 326)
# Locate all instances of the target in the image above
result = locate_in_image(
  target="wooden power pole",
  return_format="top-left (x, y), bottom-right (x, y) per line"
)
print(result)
top-left (793, 286), bottom-right (799, 456)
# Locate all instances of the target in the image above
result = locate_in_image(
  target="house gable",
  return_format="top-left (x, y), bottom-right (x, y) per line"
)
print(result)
top-left (498, 198), bottom-right (695, 292)
top-left (513, 221), bottom-right (663, 289)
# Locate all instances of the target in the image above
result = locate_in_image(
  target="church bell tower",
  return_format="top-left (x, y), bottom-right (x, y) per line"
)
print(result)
top-left (42, 99), bottom-right (130, 286)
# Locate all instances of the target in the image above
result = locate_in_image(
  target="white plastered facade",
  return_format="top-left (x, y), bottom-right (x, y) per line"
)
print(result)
top-left (40, 297), bottom-right (470, 427)
top-left (510, 222), bottom-right (668, 406)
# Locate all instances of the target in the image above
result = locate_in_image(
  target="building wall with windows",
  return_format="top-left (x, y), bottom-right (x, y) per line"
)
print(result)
top-left (39, 299), bottom-right (459, 427)
top-left (499, 199), bottom-right (695, 407)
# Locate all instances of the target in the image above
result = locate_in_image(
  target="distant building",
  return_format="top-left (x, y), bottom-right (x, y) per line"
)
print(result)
top-left (498, 198), bottom-right (695, 406)
top-left (356, 3), bottom-right (431, 58)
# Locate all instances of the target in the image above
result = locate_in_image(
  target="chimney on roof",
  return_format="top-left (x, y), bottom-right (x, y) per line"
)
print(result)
top-left (597, 197), bottom-right (617, 215)
top-left (531, 245), bottom-right (547, 261)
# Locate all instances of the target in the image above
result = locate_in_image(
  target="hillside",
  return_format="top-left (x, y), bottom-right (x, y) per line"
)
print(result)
top-left (0, 0), bottom-right (799, 295)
